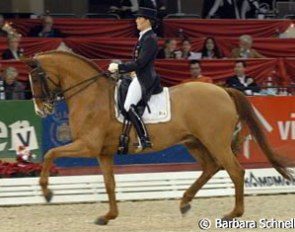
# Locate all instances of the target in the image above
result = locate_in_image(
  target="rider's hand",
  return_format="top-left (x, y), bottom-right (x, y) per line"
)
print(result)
top-left (246, 78), bottom-right (254, 85)
top-left (108, 63), bottom-right (119, 73)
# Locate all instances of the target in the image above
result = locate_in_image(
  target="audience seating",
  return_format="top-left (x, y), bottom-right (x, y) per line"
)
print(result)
top-left (3, 59), bottom-right (295, 87)
top-left (283, 14), bottom-right (295, 19)
top-left (164, 14), bottom-right (201, 19)
top-left (1, 17), bottom-right (294, 88)
top-left (49, 13), bottom-right (77, 18)
top-left (10, 18), bottom-right (294, 38)
top-left (83, 13), bottom-right (120, 19)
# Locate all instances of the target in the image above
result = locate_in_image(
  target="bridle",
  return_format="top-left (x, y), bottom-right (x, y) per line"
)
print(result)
top-left (29, 59), bottom-right (109, 105)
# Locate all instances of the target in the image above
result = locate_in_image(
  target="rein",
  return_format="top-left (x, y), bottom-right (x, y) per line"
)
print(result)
top-left (30, 59), bottom-right (113, 104)
top-left (53, 74), bottom-right (101, 101)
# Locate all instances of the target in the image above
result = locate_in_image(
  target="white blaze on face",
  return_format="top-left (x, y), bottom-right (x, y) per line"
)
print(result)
top-left (29, 73), bottom-right (44, 117)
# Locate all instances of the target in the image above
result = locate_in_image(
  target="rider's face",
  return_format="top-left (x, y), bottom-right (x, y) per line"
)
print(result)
top-left (136, 17), bottom-right (150, 31)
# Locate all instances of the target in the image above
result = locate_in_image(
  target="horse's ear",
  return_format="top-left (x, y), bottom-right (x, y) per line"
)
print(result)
top-left (23, 58), bottom-right (39, 69)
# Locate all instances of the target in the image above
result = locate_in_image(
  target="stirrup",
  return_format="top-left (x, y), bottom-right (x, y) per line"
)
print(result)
top-left (134, 137), bottom-right (152, 152)
top-left (141, 138), bottom-right (152, 149)
top-left (117, 146), bottom-right (127, 155)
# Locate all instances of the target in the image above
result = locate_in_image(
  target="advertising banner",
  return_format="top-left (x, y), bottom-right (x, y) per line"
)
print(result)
top-left (238, 96), bottom-right (295, 165)
top-left (0, 101), bottom-right (42, 162)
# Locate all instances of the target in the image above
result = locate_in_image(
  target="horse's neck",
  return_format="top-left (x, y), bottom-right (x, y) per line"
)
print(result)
top-left (49, 54), bottom-right (113, 132)
top-left (65, 76), bottom-right (113, 129)
top-left (64, 73), bottom-right (110, 108)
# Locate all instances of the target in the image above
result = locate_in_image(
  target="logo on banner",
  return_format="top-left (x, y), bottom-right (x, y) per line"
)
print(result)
top-left (245, 172), bottom-right (295, 188)
top-left (277, 113), bottom-right (295, 140)
top-left (0, 120), bottom-right (39, 152)
top-left (242, 108), bottom-right (295, 159)
top-left (49, 110), bottom-right (71, 147)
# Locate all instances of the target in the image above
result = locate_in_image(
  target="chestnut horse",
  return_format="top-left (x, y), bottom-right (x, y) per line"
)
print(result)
top-left (25, 51), bottom-right (292, 225)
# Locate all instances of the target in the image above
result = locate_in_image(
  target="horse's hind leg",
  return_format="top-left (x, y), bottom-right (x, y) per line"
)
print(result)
top-left (95, 154), bottom-right (118, 225)
top-left (208, 146), bottom-right (245, 219)
top-left (39, 140), bottom-right (97, 202)
top-left (180, 141), bottom-right (220, 215)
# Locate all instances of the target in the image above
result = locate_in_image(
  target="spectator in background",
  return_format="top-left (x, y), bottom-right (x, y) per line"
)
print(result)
top-left (2, 35), bottom-right (23, 60)
top-left (149, 0), bottom-right (167, 18)
top-left (2, 66), bottom-right (25, 100)
top-left (28, 16), bottom-right (63, 37)
top-left (157, 38), bottom-right (181, 59)
top-left (226, 60), bottom-right (260, 95)
top-left (206, 0), bottom-right (240, 19)
top-left (0, 65), bottom-right (4, 100)
top-left (241, 0), bottom-right (269, 19)
top-left (231, 34), bottom-right (265, 58)
top-left (179, 38), bottom-right (201, 60)
top-left (0, 14), bottom-right (8, 37)
top-left (200, 37), bottom-right (223, 59)
top-left (182, 60), bottom-right (213, 83)
top-left (109, 0), bottom-right (136, 18)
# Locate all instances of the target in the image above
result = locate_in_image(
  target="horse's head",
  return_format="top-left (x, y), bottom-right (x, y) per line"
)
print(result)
top-left (24, 57), bottom-right (61, 117)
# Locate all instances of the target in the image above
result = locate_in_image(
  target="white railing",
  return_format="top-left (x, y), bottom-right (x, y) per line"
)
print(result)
top-left (0, 168), bottom-right (294, 206)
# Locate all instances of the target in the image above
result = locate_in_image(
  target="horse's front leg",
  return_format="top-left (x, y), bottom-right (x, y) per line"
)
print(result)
top-left (95, 154), bottom-right (118, 225)
top-left (39, 140), bottom-right (96, 202)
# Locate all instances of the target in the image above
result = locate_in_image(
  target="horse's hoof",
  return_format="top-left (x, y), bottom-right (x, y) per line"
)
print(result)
top-left (94, 217), bottom-right (108, 226)
top-left (45, 190), bottom-right (53, 203)
top-left (221, 216), bottom-right (234, 222)
top-left (180, 204), bottom-right (191, 216)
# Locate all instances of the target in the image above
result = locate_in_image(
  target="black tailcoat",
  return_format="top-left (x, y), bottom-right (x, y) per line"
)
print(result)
top-left (118, 29), bottom-right (162, 104)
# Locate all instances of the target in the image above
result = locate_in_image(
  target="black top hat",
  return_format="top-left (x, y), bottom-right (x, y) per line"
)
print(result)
top-left (135, 7), bottom-right (157, 20)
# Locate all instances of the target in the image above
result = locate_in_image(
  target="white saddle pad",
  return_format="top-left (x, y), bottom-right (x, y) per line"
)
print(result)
top-left (115, 87), bottom-right (171, 124)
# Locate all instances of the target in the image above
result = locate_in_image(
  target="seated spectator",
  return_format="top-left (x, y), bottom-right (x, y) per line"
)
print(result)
top-left (28, 16), bottom-right (63, 37)
top-left (0, 14), bottom-right (8, 37)
top-left (0, 66), bottom-right (4, 100)
top-left (155, 0), bottom-right (167, 18)
top-left (231, 35), bottom-right (265, 59)
top-left (2, 35), bottom-right (23, 60)
top-left (182, 60), bottom-right (213, 83)
top-left (200, 37), bottom-right (223, 59)
top-left (157, 38), bottom-right (181, 59)
top-left (109, 0), bottom-right (136, 18)
top-left (259, 76), bottom-right (278, 96)
top-left (1, 67), bottom-right (25, 100)
top-left (179, 38), bottom-right (201, 60)
top-left (0, 15), bottom-right (21, 38)
top-left (226, 60), bottom-right (260, 95)
top-left (206, 0), bottom-right (240, 19)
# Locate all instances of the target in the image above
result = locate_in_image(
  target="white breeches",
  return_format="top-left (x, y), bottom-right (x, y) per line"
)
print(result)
top-left (124, 76), bottom-right (142, 111)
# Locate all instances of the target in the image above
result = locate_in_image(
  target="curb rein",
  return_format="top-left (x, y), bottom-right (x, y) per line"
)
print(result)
top-left (29, 59), bottom-right (113, 105)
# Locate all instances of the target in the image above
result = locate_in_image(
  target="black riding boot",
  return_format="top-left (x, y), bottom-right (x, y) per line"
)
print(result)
top-left (127, 105), bottom-right (152, 150)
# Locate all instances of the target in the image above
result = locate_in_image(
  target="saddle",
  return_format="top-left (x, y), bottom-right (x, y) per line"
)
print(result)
top-left (116, 78), bottom-right (171, 124)
top-left (115, 77), bottom-right (171, 154)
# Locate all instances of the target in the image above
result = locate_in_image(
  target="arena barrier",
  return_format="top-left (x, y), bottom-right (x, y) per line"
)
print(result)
top-left (0, 168), bottom-right (294, 206)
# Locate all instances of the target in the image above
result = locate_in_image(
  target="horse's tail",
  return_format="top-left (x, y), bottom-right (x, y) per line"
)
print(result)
top-left (226, 88), bottom-right (294, 180)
